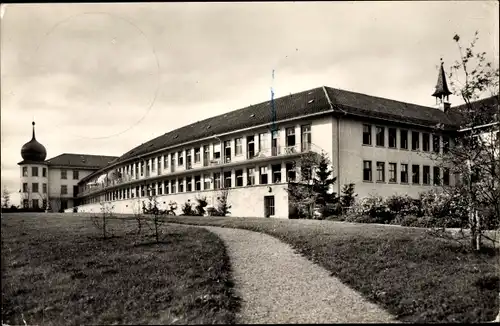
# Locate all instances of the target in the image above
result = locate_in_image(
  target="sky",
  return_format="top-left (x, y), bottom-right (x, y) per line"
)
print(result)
top-left (1, 1), bottom-right (499, 206)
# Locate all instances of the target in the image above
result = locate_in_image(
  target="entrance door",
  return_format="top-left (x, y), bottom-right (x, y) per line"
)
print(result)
top-left (264, 196), bottom-right (275, 218)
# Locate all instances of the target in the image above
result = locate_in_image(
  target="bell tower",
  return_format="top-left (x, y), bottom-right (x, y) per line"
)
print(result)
top-left (432, 58), bottom-right (452, 112)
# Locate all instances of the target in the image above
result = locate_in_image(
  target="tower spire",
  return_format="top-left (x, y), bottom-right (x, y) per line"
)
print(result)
top-left (32, 121), bottom-right (36, 140)
top-left (432, 58), bottom-right (452, 111)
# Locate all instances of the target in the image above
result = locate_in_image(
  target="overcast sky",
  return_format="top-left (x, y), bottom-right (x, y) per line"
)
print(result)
top-left (1, 1), bottom-right (498, 206)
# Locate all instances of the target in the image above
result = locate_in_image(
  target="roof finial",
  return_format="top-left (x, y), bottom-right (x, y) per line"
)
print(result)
top-left (32, 121), bottom-right (36, 139)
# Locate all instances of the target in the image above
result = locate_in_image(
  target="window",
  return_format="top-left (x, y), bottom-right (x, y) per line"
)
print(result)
top-left (73, 170), bottom-right (79, 180)
top-left (259, 133), bottom-right (267, 152)
top-left (388, 128), bottom-right (397, 148)
top-left (32, 183), bottom-right (39, 193)
top-left (443, 168), bottom-right (450, 185)
top-left (22, 167), bottom-right (28, 177)
top-left (412, 165), bottom-right (420, 184)
top-left (422, 133), bottom-right (430, 152)
top-left (135, 164), bottom-right (139, 177)
top-left (146, 161), bottom-right (151, 176)
top-left (203, 145), bottom-right (210, 166)
top-left (376, 162), bottom-right (385, 182)
top-left (32, 167), bottom-right (38, 177)
top-left (213, 143), bottom-right (221, 160)
top-left (171, 181), bottom-right (176, 194)
top-left (286, 127), bottom-right (296, 147)
top-left (204, 174), bottom-right (211, 190)
top-left (224, 140), bottom-right (232, 162)
top-left (272, 164), bottom-right (282, 183)
top-left (362, 124), bottom-right (372, 145)
top-left (433, 166), bottom-right (441, 185)
top-left (214, 172), bottom-right (221, 190)
top-left (375, 126), bottom-right (385, 147)
top-left (195, 148), bottom-right (201, 163)
top-left (423, 165), bottom-right (430, 185)
top-left (412, 131), bottom-right (420, 150)
top-left (236, 170), bottom-right (243, 187)
top-left (178, 151), bottom-right (183, 166)
top-left (141, 185), bottom-right (145, 197)
top-left (43, 183), bottom-right (47, 193)
top-left (224, 171), bottom-right (232, 188)
top-left (178, 178), bottom-right (184, 192)
top-left (401, 164), bottom-right (408, 183)
top-left (164, 155), bottom-right (169, 169)
top-left (151, 158), bottom-right (156, 172)
top-left (260, 166), bottom-right (268, 184)
top-left (301, 125), bottom-right (312, 151)
top-left (43, 167), bottom-right (47, 177)
top-left (32, 199), bottom-right (39, 209)
top-left (432, 135), bottom-right (440, 153)
top-left (247, 168), bottom-right (255, 186)
top-left (443, 136), bottom-right (450, 154)
top-left (23, 183), bottom-right (28, 193)
top-left (400, 129), bottom-right (408, 149)
top-left (61, 185), bottom-right (68, 195)
top-left (235, 138), bottom-right (243, 156)
top-left (186, 177), bottom-right (192, 192)
top-left (23, 199), bottom-right (29, 209)
top-left (271, 131), bottom-right (279, 156)
top-left (157, 157), bottom-right (162, 173)
top-left (61, 169), bottom-right (67, 179)
top-left (186, 150), bottom-right (192, 169)
top-left (286, 162), bottom-right (296, 182)
top-left (164, 181), bottom-right (169, 194)
top-left (389, 163), bottom-right (397, 182)
top-left (363, 161), bottom-right (372, 182)
top-left (195, 175), bottom-right (201, 191)
top-left (140, 162), bottom-right (145, 176)
top-left (171, 155), bottom-right (176, 172)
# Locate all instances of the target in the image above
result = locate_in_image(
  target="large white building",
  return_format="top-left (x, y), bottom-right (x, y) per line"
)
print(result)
top-left (18, 63), bottom-right (498, 217)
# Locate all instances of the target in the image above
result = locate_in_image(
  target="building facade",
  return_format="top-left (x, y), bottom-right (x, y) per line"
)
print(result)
top-left (17, 125), bottom-right (118, 212)
top-left (18, 63), bottom-right (498, 217)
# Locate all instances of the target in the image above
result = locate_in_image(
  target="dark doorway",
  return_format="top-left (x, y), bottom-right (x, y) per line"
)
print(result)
top-left (264, 195), bottom-right (275, 218)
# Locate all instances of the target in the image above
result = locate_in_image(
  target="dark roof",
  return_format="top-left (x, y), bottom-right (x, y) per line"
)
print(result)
top-left (45, 153), bottom-right (119, 169)
top-left (432, 62), bottom-right (452, 98)
top-left (446, 95), bottom-right (499, 127)
top-left (80, 85), bottom-right (483, 183)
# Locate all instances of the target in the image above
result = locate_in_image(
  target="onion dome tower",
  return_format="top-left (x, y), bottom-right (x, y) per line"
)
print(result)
top-left (432, 59), bottom-right (452, 112)
top-left (21, 121), bottom-right (47, 162)
top-left (18, 121), bottom-right (49, 211)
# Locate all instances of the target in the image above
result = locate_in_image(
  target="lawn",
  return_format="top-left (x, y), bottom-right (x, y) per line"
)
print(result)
top-left (1, 213), bottom-right (240, 325)
top-left (160, 216), bottom-right (499, 323)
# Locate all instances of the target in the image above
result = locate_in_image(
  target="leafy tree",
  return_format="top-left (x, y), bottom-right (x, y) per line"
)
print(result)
top-left (214, 188), bottom-right (231, 216)
top-left (339, 183), bottom-right (357, 212)
top-left (181, 199), bottom-right (195, 215)
top-left (287, 151), bottom-right (338, 218)
top-left (195, 196), bottom-right (208, 216)
top-left (430, 31), bottom-right (499, 251)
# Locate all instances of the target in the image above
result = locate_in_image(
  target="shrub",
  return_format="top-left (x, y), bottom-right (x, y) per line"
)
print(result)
top-left (400, 215), bottom-right (434, 228)
top-left (419, 189), bottom-right (469, 227)
top-left (351, 195), bottom-right (395, 224)
top-left (385, 194), bottom-right (421, 217)
top-left (181, 200), bottom-right (194, 216)
top-left (195, 196), bottom-right (208, 216)
top-left (339, 183), bottom-right (357, 212)
top-left (344, 214), bottom-right (379, 224)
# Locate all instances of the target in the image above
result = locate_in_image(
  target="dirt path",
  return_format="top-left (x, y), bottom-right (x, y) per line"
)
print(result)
top-left (200, 225), bottom-right (398, 324)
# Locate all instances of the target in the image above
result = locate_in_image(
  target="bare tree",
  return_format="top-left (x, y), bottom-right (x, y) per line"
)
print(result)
top-left (90, 202), bottom-right (115, 239)
top-left (428, 31), bottom-right (499, 252)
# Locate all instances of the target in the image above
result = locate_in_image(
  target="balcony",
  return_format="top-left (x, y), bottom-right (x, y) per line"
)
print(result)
top-left (78, 143), bottom-right (321, 198)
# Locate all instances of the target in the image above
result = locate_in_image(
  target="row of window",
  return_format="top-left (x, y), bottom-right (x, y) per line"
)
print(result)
top-left (362, 124), bottom-right (450, 154)
top-left (84, 162), bottom-right (298, 204)
top-left (21, 167), bottom-right (79, 180)
top-left (22, 199), bottom-right (48, 209)
top-left (362, 160), bottom-right (450, 185)
top-left (108, 125), bottom-right (312, 182)
top-left (22, 183), bottom-right (78, 196)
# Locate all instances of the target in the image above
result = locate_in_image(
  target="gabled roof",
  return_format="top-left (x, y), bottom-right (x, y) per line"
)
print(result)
top-left (446, 95), bottom-right (499, 128)
top-left (45, 153), bottom-right (119, 169)
top-left (80, 85), bottom-right (475, 184)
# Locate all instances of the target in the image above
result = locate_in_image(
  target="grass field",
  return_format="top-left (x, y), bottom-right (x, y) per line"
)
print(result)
top-left (1, 213), bottom-right (240, 325)
top-left (161, 216), bottom-right (499, 323)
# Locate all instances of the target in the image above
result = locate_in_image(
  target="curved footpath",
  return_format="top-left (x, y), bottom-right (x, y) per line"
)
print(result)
top-left (199, 225), bottom-right (398, 324)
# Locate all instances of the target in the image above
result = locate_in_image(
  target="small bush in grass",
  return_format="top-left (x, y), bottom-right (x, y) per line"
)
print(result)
top-left (182, 200), bottom-right (195, 216)
top-left (345, 214), bottom-right (379, 224)
top-left (195, 196), bottom-right (208, 216)
top-left (386, 194), bottom-right (421, 217)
